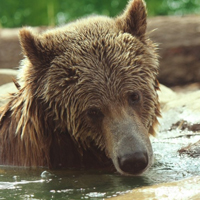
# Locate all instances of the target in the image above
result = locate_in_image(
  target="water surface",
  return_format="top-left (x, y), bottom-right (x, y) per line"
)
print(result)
top-left (1, 108), bottom-right (200, 199)
top-left (1, 131), bottom-right (200, 200)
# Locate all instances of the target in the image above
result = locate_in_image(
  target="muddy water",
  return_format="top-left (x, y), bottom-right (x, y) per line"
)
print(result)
top-left (0, 128), bottom-right (200, 200)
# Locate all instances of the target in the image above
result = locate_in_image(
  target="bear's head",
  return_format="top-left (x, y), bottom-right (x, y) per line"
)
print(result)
top-left (18, 0), bottom-right (160, 175)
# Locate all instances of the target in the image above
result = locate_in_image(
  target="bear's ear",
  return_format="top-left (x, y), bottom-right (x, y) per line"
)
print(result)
top-left (19, 28), bottom-right (55, 67)
top-left (116, 0), bottom-right (147, 40)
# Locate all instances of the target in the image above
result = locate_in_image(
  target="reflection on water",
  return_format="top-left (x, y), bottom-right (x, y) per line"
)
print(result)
top-left (0, 167), bottom-right (153, 199)
top-left (0, 134), bottom-right (200, 199)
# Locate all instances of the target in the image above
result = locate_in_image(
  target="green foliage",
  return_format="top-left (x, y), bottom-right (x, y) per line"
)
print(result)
top-left (0, 0), bottom-right (200, 28)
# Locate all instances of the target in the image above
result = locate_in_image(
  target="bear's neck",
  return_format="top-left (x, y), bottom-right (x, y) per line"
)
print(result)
top-left (0, 91), bottom-right (112, 170)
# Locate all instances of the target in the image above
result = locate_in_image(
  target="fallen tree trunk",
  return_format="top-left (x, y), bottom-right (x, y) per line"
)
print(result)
top-left (147, 15), bottom-right (200, 86)
top-left (0, 15), bottom-right (200, 86)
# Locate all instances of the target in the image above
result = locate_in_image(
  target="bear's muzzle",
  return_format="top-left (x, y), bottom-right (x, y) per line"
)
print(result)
top-left (103, 112), bottom-right (153, 176)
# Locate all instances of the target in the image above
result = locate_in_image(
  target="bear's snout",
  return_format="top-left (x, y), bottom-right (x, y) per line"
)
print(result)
top-left (103, 113), bottom-right (153, 176)
top-left (118, 151), bottom-right (148, 174)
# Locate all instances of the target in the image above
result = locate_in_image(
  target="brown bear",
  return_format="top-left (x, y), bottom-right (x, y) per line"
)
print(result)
top-left (0, 0), bottom-right (160, 176)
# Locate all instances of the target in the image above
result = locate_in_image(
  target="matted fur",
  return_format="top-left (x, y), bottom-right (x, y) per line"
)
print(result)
top-left (0, 0), bottom-right (160, 175)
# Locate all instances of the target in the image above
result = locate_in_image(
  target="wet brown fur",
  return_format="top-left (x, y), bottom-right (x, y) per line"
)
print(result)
top-left (0, 0), bottom-right (160, 173)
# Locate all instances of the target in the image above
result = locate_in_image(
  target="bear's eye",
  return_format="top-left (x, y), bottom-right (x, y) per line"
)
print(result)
top-left (128, 92), bottom-right (140, 106)
top-left (87, 107), bottom-right (103, 120)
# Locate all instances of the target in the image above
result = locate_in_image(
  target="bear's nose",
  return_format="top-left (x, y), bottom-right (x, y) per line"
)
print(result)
top-left (118, 152), bottom-right (148, 174)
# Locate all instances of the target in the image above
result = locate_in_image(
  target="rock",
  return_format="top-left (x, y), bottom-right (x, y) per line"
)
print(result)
top-left (158, 84), bottom-right (200, 124)
top-left (172, 83), bottom-right (200, 93)
top-left (0, 82), bottom-right (17, 96)
top-left (0, 69), bottom-right (18, 86)
top-left (158, 84), bottom-right (177, 109)
top-left (0, 82), bottom-right (18, 107)
top-left (0, 69), bottom-right (18, 106)
top-left (158, 84), bottom-right (200, 159)
top-left (108, 176), bottom-right (200, 200)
